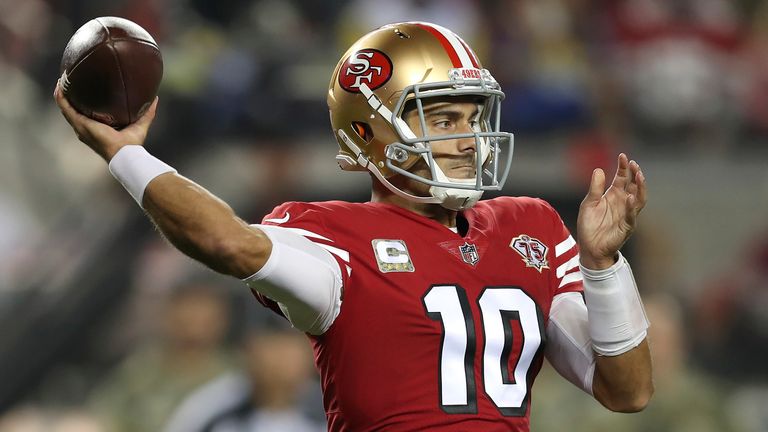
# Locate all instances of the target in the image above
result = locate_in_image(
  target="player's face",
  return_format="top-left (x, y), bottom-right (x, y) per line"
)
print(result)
top-left (404, 98), bottom-right (481, 180)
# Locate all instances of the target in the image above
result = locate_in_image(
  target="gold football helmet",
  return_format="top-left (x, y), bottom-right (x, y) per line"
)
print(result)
top-left (328, 21), bottom-right (514, 210)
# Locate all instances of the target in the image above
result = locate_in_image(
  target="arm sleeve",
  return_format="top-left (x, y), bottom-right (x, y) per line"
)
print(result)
top-left (545, 291), bottom-right (596, 396)
top-left (580, 252), bottom-right (650, 356)
top-left (242, 224), bottom-right (343, 335)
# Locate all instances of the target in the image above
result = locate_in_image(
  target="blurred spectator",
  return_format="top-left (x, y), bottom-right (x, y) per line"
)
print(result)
top-left (629, 294), bottom-right (745, 431)
top-left (0, 406), bottom-right (105, 432)
top-left (565, 127), bottom-right (622, 190)
top-left (485, 0), bottom-right (594, 133)
top-left (0, 0), bottom-right (52, 68)
top-left (740, 1), bottom-right (768, 138)
top-left (532, 293), bottom-right (745, 431)
top-left (88, 282), bottom-right (234, 432)
top-left (693, 229), bottom-right (768, 380)
top-left (0, 0), bottom-right (766, 427)
top-left (604, 0), bottom-right (746, 149)
top-left (336, 0), bottom-right (482, 49)
top-left (728, 385), bottom-right (768, 432)
top-left (163, 312), bottom-right (324, 432)
top-left (0, 193), bottom-right (37, 292)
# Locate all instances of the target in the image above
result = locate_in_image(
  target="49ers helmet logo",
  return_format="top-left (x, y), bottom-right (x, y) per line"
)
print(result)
top-left (339, 49), bottom-right (392, 93)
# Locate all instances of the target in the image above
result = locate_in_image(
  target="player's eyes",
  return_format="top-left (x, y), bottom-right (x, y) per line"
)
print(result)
top-left (433, 120), bottom-right (453, 129)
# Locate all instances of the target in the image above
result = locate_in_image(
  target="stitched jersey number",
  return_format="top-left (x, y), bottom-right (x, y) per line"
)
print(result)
top-left (423, 285), bottom-right (543, 416)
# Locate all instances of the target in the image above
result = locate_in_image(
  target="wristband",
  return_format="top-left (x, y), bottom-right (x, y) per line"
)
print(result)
top-left (580, 252), bottom-right (650, 356)
top-left (108, 145), bottom-right (177, 207)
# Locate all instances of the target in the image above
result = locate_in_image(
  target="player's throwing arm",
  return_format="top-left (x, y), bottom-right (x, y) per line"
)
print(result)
top-left (55, 19), bottom-right (341, 338)
top-left (54, 18), bottom-right (275, 278)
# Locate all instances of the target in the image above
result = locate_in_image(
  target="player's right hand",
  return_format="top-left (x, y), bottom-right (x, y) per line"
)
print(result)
top-left (54, 77), bottom-right (158, 162)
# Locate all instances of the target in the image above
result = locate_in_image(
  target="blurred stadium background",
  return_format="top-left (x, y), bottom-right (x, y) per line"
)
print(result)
top-left (1, 0), bottom-right (767, 431)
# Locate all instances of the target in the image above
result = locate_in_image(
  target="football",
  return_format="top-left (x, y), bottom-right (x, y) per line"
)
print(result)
top-left (60, 17), bottom-right (163, 128)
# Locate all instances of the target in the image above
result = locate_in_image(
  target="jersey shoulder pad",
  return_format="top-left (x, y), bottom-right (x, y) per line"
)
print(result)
top-left (262, 200), bottom-right (363, 223)
top-left (483, 195), bottom-right (555, 212)
top-left (478, 196), bottom-right (560, 226)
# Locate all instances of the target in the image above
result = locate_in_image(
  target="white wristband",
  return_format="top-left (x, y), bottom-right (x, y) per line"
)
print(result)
top-left (108, 146), bottom-right (177, 207)
top-left (580, 252), bottom-right (650, 356)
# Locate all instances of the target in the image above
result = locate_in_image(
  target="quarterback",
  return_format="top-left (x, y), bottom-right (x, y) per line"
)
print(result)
top-left (55, 22), bottom-right (652, 431)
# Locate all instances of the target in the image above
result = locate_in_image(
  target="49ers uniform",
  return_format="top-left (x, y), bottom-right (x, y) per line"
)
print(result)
top-left (251, 197), bottom-right (583, 431)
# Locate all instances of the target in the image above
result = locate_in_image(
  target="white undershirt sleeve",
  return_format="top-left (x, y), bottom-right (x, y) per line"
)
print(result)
top-left (545, 291), bottom-right (596, 396)
top-left (242, 224), bottom-right (343, 335)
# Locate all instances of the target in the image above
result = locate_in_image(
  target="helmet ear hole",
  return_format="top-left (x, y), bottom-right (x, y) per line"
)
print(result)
top-left (352, 121), bottom-right (374, 143)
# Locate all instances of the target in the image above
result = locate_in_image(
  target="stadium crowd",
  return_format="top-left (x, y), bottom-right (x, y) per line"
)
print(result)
top-left (0, 0), bottom-right (766, 430)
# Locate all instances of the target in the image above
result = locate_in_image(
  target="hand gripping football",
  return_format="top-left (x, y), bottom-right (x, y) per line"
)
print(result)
top-left (60, 16), bottom-right (163, 128)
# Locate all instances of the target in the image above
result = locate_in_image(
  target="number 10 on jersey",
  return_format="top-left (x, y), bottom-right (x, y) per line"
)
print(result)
top-left (422, 285), bottom-right (544, 417)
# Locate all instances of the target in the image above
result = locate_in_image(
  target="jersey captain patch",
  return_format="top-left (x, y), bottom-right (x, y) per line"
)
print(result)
top-left (510, 234), bottom-right (549, 272)
top-left (372, 239), bottom-right (415, 273)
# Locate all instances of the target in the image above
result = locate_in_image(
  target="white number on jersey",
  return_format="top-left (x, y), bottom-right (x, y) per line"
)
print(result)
top-left (423, 285), bottom-right (544, 416)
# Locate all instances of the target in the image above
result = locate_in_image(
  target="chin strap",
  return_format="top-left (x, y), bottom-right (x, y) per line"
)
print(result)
top-left (429, 169), bottom-right (483, 211)
top-left (430, 188), bottom-right (482, 211)
top-left (368, 160), bottom-right (443, 205)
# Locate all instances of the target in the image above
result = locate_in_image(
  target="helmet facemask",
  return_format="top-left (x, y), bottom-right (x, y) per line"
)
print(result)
top-left (358, 69), bottom-right (514, 211)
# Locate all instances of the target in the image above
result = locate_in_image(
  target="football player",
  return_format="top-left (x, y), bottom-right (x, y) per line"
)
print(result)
top-left (55, 22), bottom-right (652, 432)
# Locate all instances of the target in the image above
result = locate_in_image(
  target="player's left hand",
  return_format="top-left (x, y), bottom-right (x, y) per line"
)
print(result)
top-left (577, 153), bottom-right (647, 270)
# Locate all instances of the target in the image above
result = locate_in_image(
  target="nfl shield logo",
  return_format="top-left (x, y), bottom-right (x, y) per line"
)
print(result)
top-left (459, 242), bottom-right (480, 266)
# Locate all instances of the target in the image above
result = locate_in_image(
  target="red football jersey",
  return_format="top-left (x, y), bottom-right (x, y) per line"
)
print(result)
top-left (254, 197), bottom-right (583, 431)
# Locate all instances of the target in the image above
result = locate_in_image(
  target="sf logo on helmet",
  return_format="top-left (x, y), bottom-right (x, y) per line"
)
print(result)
top-left (339, 49), bottom-right (392, 93)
